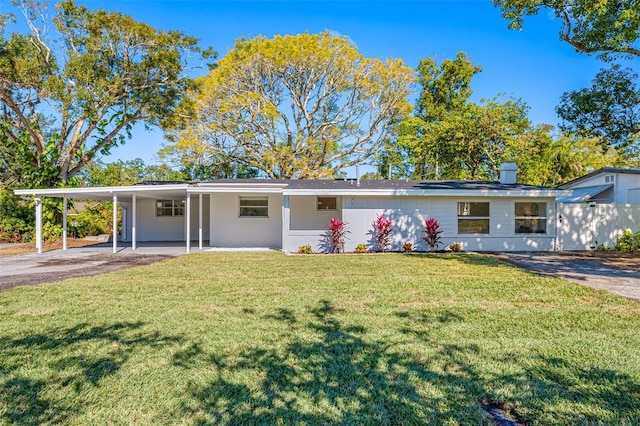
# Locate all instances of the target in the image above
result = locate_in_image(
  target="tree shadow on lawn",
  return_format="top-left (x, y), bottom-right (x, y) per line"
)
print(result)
top-left (397, 308), bottom-right (640, 424)
top-left (181, 300), bottom-right (490, 425)
top-left (180, 301), bottom-right (640, 425)
top-left (0, 322), bottom-right (183, 425)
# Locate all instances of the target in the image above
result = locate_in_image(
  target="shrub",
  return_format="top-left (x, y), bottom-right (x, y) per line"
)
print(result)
top-left (355, 243), bottom-right (368, 253)
top-left (325, 218), bottom-right (349, 253)
top-left (371, 214), bottom-right (393, 252)
top-left (402, 242), bottom-right (413, 253)
top-left (297, 244), bottom-right (313, 254)
top-left (615, 230), bottom-right (640, 251)
top-left (449, 242), bottom-right (463, 252)
top-left (423, 217), bottom-right (443, 251)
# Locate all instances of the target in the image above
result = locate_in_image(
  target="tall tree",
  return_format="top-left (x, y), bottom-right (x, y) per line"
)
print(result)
top-left (0, 0), bottom-right (213, 187)
top-left (163, 32), bottom-right (415, 179)
top-left (493, 0), bottom-right (640, 150)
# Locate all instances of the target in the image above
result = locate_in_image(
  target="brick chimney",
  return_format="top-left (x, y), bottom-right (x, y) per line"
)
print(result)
top-left (499, 162), bottom-right (517, 184)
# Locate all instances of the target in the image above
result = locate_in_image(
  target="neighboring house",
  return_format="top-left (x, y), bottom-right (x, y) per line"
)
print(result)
top-left (15, 163), bottom-right (573, 253)
top-left (557, 167), bottom-right (640, 250)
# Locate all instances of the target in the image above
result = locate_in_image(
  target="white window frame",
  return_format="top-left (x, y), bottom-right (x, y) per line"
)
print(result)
top-left (155, 199), bottom-right (185, 217)
top-left (515, 202), bottom-right (547, 234)
top-left (316, 196), bottom-right (338, 211)
top-left (239, 196), bottom-right (269, 218)
top-left (457, 202), bottom-right (490, 234)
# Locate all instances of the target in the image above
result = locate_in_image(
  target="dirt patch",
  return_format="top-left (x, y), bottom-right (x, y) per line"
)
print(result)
top-left (0, 238), bottom-right (103, 258)
top-left (0, 253), bottom-right (175, 292)
top-left (554, 251), bottom-right (639, 272)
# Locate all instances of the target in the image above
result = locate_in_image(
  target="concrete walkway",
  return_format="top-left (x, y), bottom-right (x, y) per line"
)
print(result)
top-left (492, 252), bottom-right (640, 302)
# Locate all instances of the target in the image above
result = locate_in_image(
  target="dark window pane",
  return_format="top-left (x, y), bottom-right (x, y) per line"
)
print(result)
top-left (515, 202), bottom-right (546, 217)
top-left (458, 219), bottom-right (490, 234)
top-left (317, 197), bottom-right (337, 210)
top-left (515, 219), bottom-right (547, 234)
top-left (458, 202), bottom-right (490, 217)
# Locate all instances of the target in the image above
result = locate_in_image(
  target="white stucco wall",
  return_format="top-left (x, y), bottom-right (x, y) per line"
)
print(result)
top-left (284, 196), bottom-right (558, 253)
top-left (210, 193), bottom-right (282, 248)
top-left (121, 196), bottom-right (210, 243)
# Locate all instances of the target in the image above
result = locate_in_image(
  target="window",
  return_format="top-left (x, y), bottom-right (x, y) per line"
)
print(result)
top-left (239, 197), bottom-right (269, 217)
top-left (317, 197), bottom-right (337, 211)
top-left (156, 200), bottom-right (184, 217)
top-left (457, 202), bottom-right (490, 234)
top-left (515, 202), bottom-right (547, 234)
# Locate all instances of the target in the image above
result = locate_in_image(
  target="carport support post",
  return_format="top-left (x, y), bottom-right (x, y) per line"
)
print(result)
top-left (132, 195), bottom-right (137, 250)
top-left (198, 193), bottom-right (203, 250)
top-left (112, 193), bottom-right (118, 254)
top-left (35, 197), bottom-right (42, 254)
top-left (186, 193), bottom-right (191, 253)
top-left (62, 196), bottom-right (68, 250)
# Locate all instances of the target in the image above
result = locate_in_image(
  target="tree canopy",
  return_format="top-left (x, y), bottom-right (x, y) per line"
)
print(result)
top-left (557, 64), bottom-right (639, 148)
top-left (0, 0), bottom-right (213, 187)
top-left (493, 0), bottom-right (640, 59)
top-left (163, 32), bottom-right (415, 179)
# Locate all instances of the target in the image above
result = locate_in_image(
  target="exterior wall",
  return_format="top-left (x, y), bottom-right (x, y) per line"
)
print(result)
top-left (566, 172), bottom-right (640, 204)
top-left (559, 203), bottom-right (640, 250)
top-left (121, 196), bottom-right (210, 242)
top-left (285, 196), bottom-right (558, 253)
top-left (290, 196), bottom-right (340, 230)
top-left (210, 193), bottom-right (282, 248)
top-left (125, 198), bottom-right (185, 241)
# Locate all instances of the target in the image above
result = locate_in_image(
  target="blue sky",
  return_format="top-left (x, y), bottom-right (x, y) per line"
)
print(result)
top-left (41, 1), bottom-right (616, 166)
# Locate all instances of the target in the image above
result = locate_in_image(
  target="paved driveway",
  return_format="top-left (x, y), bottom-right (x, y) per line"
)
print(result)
top-left (492, 252), bottom-right (640, 302)
top-left (0, 244), bottom-right (189, 292)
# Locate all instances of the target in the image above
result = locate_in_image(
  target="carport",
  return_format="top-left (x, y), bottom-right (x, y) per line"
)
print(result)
top-left (14, 184), bottom-right (204, 254)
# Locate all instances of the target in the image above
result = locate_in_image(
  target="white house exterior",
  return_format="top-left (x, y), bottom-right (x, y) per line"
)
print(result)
top-left (557, 168), bottom-right (640, 250)
top-left (15, 163), bottom-right (571, 253)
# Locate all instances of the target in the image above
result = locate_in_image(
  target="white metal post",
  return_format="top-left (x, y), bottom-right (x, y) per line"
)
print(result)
top-left (198, 193), bottom-right (203, 250)
top-left (62, 196), bottom-right (68, 250)
top-left (281, 195), bottom-right (289, 253)
top-left (132, 195), bottom-right (137, 250)
top-left (186, 193), bottom-right (191, 253)
top-left (35, 197), bottom-right (42, 254)
top-left (112, 193), bottom-right (118, 254)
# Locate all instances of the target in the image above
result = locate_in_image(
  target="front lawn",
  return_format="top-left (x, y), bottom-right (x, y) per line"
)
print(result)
top-left (1, 252), bottom-right (638, 425)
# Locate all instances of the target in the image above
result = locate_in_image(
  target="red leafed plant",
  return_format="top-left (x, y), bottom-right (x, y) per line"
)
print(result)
top-left (326, 218), bottom-right (349, 253)
top-left (372, 214), bottom-right (393, 252)
top-left (423, 217), bottom-right (443, 250)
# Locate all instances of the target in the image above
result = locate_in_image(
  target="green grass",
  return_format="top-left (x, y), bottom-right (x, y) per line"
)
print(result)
top-left (1, 252), bottom-right (639, 425)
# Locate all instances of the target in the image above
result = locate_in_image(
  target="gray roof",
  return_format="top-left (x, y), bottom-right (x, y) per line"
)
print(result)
top-left (181, 178), bottom-right (555, 191)
top-left (557, 184), bottom-right (613, 203)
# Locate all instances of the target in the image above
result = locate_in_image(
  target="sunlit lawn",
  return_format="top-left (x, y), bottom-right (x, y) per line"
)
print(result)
top-left (1, 252), bottom-right (639, 425)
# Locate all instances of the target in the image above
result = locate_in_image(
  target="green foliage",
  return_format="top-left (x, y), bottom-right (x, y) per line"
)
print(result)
top-left (0, 189), bottom-right (34, 242)
top-left (165, 32), bottom-right (415, 179)
top-left (402, 242), bottom-right (413, 253)
top-left (68, 203), bottom-right (111, 238)
top-left (0, 0), bottom-right (211, 186)
top-left (494, 0), bottom-right (640, 60)
top-left (79, 158), bottom-right (185, 186)
top-left (355, 243), bottom-right (369, 253)
top-left (615, 230), bottom-right (640, 251)
top-left (297, 244), bottom-right (313, 255)
top-left (494, 0), bottom-right (640, 153)
top-left (557, 65), bottom-right (640, 149)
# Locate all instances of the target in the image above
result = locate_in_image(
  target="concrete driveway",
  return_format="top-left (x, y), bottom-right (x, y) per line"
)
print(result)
top-left (0, 243), bottom-right (194, 292)
top-left (492, 252), bottom-right (640, 302)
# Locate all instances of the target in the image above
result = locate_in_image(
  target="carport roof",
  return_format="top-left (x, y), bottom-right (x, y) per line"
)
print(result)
top-left (14, 178), bottom-right (570, 200)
